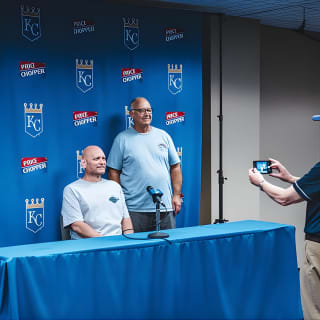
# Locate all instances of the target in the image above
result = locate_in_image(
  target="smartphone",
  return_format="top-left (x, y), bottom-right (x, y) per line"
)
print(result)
top-left (253, 160), bottom-right (272, 174)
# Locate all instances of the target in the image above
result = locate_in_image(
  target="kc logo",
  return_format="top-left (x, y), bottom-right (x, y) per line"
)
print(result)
top-left (76, 59), bottom-right (94, 93)
top-left (21, 5), bottom-right (41, 42)
top-left (25, 198), bottom-right (44, 233)
top-left (168, 64), bottom-right (183, 95)
top-left (177, 147), bottom-right (183, 169)
top-left (24, 103), bottom-right (43, 138)
top-left (76, 150), bottom-right (84, 178)
top-left (125, 106), bottom-right (134, 129)
top-left (123, 18), bottom-right (139, 50)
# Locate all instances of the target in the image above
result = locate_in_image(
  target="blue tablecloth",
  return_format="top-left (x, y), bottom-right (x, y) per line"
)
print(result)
top-left (0, 220), bottom-right (302, 319)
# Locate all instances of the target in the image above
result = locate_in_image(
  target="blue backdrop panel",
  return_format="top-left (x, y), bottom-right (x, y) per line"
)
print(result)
top-left (0, 0), bottom-right (202, 246)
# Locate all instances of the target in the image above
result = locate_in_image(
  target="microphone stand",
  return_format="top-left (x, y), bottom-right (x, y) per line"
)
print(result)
top-left (148, 201), bottom-right (169, 239)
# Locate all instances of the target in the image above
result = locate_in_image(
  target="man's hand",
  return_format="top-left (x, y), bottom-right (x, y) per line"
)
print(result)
top-left (269, 158), bottom-right (299, 183)
top-left (248, 168), bottom-right (265, 187)
top-left (71, 221), bottom-right (102, 238)
top-left (172, 194), bottom-right (182, 215)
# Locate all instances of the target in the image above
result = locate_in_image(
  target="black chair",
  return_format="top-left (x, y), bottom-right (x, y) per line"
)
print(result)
top-left (60, 215), bottom-right (71, 240)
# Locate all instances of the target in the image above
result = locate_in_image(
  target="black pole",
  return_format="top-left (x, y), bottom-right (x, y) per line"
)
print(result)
top-left (215, 14), bottom-right (228, 224)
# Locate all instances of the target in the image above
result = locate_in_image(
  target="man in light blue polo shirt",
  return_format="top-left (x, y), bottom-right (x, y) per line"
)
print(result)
top-left (107, 97), bottom-right (182, 233)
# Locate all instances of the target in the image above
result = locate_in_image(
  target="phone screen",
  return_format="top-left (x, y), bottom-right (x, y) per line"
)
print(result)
top-left (253, 160), bottom-right (272, 174)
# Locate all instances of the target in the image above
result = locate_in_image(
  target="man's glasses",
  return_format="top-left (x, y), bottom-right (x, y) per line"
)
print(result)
top-left (131, 108), bottom-right (153, 114)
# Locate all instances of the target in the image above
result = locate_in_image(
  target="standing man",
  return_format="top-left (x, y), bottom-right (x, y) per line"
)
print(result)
top-left (107, 97), bottom-right (182, 232)
top-left (249, 158), bottom-right (320, 319)
top-left (61, 145), bottom-right (133, 239)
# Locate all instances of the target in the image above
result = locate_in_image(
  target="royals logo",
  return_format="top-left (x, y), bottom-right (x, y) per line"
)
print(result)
top-left (73, 19), bottom-right (95, 35)
top-left (73, 111), bottom-right (98, 127)
top-left (125, 106), bottom-right (134, 129)
top-left (168, 64), bottom-right (183, 95)
top-left (122, 68), bottom-right (143, 83)
top-left (76, 150), bottom-right (84, 178)
top-left (166, 111), bottom-right (185, 126)
top-left (25, 198), bottom-right (44, 233)
top-left (21, 157), bottom-right (47, 174)
top-left (123, 18), bottom-right (139, 50)
top-left (24, 103), bottom-right (43, 138)
top-left (177, 147), bottom-right (183, 169)
top-left (165, 28), bottom-right (184, 42)
top-left (20, 61), bottom-right (46, 78)
top-left (21, 5), bottom-right (41, 42)
top-left (76, 59), bottom-right (93, 93)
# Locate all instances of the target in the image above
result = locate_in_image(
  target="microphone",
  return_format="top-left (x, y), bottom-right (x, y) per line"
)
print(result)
top-left (312, 115), bottom-right (320, 121)
top-left (146, 186), bottom-right (163, 203)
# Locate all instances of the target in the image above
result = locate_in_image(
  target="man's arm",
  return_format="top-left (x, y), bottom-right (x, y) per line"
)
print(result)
top-left (269, 158), bottom-right (300, 183)
top-left (249, 168), bottom-right (304, 206)
top-left (122, 217), bottom-right (134, 234)
top-left (108, 167), bottom-right (121, 184)
top-left (71, 221), bottom-right (102, 238)
top-left (170, 163), bottom-right (182, 214)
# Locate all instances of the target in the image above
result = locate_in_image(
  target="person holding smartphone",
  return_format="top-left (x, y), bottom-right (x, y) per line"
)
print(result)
top-left (249, 158), bottom-right (320, 320)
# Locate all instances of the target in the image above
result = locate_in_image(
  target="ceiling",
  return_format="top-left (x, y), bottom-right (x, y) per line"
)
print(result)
top-left (152, 0), bottom-right (320, 33)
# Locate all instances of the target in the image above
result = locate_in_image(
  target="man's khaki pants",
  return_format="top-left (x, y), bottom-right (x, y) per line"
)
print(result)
top-left (301, 240), bottom-right (320, 320)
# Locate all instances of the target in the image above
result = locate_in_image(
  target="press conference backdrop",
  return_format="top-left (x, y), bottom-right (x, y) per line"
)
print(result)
top-left (0, 0), bottom-right (202, 247)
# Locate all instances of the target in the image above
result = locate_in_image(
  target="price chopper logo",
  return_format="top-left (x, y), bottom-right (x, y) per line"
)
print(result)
top-left (24, 103), bottom-right (43, 138)
top-left (21, 5), bottom-right (41, 42)
top-left (21, 157), bottom-right (47, 174)
top-left (121, 68), bottom-right (143, 83)
top-left (165, 28), bottom-right (184, 42)
top-left (165, 112), bottom-right (185, 126)
top-left (73, 20), bottom-right (95, 35)
top-left (125, 106), bottom-right (134, 129)
top-left (73, 111), bottom-right (98, 127)
top-left (168, 64), bottom-right (183, 95)
top-left (25, 198), bottom-right (44, 233)
top-left (76, 150), bottom-right (84, 178)
top-left (76, 59), bottom-right (93, 93)
top-left (20, 61), bottom-right (46, 78)
top-left (123, 18), bottom-right (139, 50)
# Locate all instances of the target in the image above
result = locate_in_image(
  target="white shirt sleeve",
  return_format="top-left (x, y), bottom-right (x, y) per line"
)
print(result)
top-left (61, 185), bottom-right (84, 227)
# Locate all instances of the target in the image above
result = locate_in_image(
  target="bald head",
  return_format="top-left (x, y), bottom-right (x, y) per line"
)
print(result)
top-left (130, 97), bottom-right (150, 110)
top-left (82, 145), bottom-right (104, 160)
top-left (81, 146), bottom-right (106, 181)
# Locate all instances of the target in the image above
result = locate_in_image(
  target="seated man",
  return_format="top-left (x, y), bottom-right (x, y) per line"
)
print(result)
top-left (61, 145), bottom-right (133, 239)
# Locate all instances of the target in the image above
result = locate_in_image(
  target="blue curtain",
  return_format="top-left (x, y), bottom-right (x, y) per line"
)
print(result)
top-left (0, 0), bottom-right (202, 247)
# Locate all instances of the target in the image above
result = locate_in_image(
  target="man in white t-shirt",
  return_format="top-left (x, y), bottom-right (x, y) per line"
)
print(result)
top-left (61, 145), bottom-right (133, 239)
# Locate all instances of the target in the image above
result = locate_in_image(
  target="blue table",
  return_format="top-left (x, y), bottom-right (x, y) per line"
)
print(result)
top-left (0, 220), bottom-right (302, 319)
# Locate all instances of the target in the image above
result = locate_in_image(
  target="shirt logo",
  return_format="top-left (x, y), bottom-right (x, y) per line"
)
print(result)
top-left (109, 196), bottom-right (119, 203)
top-left (123, 17), bottom-right (139, 50)
top-left (21, 5), bottom-right (41, 42)
top-left (166, 111), bottom-right (185, 126)
top-left (24, 103), bottom-right (43, 138)
top-left (158, 143), bottom-right (168, 152)
top-left (165, 28), bottom-right (184, 42)
top-left (73, 111), bottom-right (98, 127)
top-left (168, 64), bottom-right (183, 95)
top-left (25, 198), bottom-right (44, 233)
top-left (21, 157), bottom-right (47, 174)
top-left (73, 19), bottom-right (95, 35)
top-left (76, 59), bottom-right (93, 93)
top-left (121, 68), bottom-right (143, 83)
top-left (20, 61), bottom-right (46, 78)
